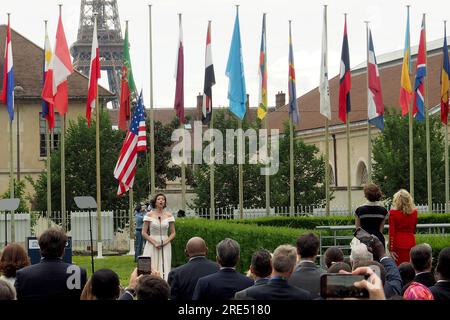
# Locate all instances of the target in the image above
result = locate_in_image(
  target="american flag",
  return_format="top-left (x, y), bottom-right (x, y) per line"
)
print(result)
top-left (114, 91), bottom-right (147, 196)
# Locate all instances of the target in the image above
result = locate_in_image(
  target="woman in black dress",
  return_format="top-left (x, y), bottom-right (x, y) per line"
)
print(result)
top-left (355, 183), bottom-right (388, 248)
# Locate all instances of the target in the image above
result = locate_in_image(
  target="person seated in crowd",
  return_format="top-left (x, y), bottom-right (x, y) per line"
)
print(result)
top-left (0, 243), bottom-right (30, 286)
top-left (168, 237), bottom-right (219, 301)
top-left (236, 245), bottom-right (311, 300)
top-left (119, 268), bottom-right (163, 300)
top-left (0, 279), bottom-right (16, 300)
top-left (327, 261), bottom-right (352, 273)
top-left (234, 249), bottom-right (272, 299)
top-left (323, 246), bottom-right (344, 269)
top-left (136, 275), bottom-right (170, 301)
top-left (349, 238), bottom-right (373, 269)
top-left (14, 228), bottom-right (87, 300)
top-left (355, 183), bottom-right (388, 248)
top-left (90, 269), bottom-right (121, 300)
top-left (192, 238), bottom-right (254, 301)
top-left (410, 243), bottom-right (436, 288)
top-left (398, 262), bottom-right (416, 294)
top-left (403, 281), bottom-right (434, 300)
top-left (80, 278), bottom-right (95, 300)
top-left (430, 247), bottom-right (450, 300)
top-left (289, 233), bottom-right (326, 298)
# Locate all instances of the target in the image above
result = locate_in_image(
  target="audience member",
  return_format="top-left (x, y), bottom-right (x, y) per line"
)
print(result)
top-left (119, 268), bottom-right (163, 300)
top-left (398, 262), bottom-right (415, 294)
top-left (14, 228), bottom-right (87, 300)
top-left (168, 237), bottom-right (219, 301)
top-left (136, 275), bottom-right (170, 301)
top-left (389, 189), bottom-right (418, 265)
top-left (0, 243), bottom-right (30, 286)
top-left (289, 233), bottom-right (326, 298)
top-left (323, 247), bottom-right (344, 269)
top-left (80, 277), bottom-right (95, 300)
top-left (403, 281), bottom-right (434, 300)
top-left (355, 183), bottom-right (388, 247)
top-left (91, 269), bottom-right (120, 300)
top-left (349, 238), bottom-right (373, 269)
top-left (430, 247), bottom-right (450, 300)
top-left (192, 238), bottom-right (253, 301)
top-left (0, 279), bottom-right (16, 300)
top-left (327, 261), bottom-right (352, 274)
top-left (235, 245), bottom-right (311, 300)
top-left (234, 249), bottom-right (272, 299)
top-left (410, 243), bottom-right (436, 287)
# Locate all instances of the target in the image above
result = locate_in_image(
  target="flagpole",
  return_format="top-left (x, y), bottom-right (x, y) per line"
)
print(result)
top-left (407, 5), bottom-right (414, 200)
top-left (445, 20), bottom-right (449, 213)
top-left (178, 13), bottom-right (186, 213)
top-left (45, 20), bottom-right (52, 229)
top-left (343, 13), bottom-right (352, 215)
top-left (149, 5), bottom-right (156, 198)
top-left (210, 108), bottom-right (215, 220)
top-left (423, 14), bottom-right (432, 212)
top-left (288, 19), bottom-right (296, 216)
top-left (239, 118), bottom-right (244, 219)
top-left (365, 21), bottom-right (372, 183)
top-left (263, 13), bottom-right (270, 217)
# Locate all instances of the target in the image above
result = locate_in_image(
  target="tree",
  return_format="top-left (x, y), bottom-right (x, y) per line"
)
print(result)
top-left (1, 179), bottom-right (29, 212)
top-left (30, 110), bottom-right (181, 211)
top-left (372, 108), bottom-right (445, 204)
top-left (192, 109), bottom-right (327, 210)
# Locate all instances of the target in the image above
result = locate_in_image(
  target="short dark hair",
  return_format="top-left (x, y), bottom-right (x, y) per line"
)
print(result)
top-left (38, 228), bottom-right (67, 258)
top-left (136, 275), bottom-right (170, 301)
top-left (324, 247), bottom-right (344, 269)
top-left (150, 193), bottom-right (167, 208)
top-left (296, 233), bottom-right (320, 258)
top-left (91, 269), bottom-right (120, 300)
top-left (250, 249), bottom-right (272, 278)
top-left (327, 261), bottom-right (352, 273)
top-left (436, 247), bottom-right (450, 279)
top-left (410, 244), bottom-right (432, 272)
top-left (216, 238), bottom-right (240, 267)
top-left (0, 244), bottom-right (30, 278)
top-left (398, 262), bottom-right (416, 287)
top-left (363, 183), bottom-right (383, 202)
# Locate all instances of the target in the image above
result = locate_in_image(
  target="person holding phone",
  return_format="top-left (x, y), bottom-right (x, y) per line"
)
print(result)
top-left (141, 193), bottom-right (176, 281)
top-left (389, 189), bottom-right (418, 266)
top-left (355, 183), bottom-right (388, 248)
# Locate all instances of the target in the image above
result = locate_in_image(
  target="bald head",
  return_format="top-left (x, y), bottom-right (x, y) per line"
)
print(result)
top-left (186, 237), bottom-right (208, 258)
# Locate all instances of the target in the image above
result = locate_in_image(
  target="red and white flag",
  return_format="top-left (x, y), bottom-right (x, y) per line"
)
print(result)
top-left (42, 13), bottom-right (73, 116)
top-left (86, 16), bottom-right (101, 127)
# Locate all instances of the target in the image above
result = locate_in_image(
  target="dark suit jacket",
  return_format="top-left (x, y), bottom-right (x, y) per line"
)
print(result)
top-left (242, 278), bottom-right (312, 300)
top-left (380, 257), bottom-right (402, 298)
top-left (234, 278), bottom-right (269, 300)
top-left (167, 256), bottom-right (219, 301)
top-left (414, 272), bottom-right (436, 288)
top-left (288, 260), bottom-right (326, 298)
top-left (15, 258), bottom-right (87, 300)
top-left (430, 281), bottom-right (450, 301)
top-left (192, 268), bottom-right (254, 301)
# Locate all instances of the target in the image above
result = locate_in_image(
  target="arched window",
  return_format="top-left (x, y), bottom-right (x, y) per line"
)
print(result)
top-left (329, 164), bottom-right (336, 186)
top-left (356, 161), bottom-right (368, 186)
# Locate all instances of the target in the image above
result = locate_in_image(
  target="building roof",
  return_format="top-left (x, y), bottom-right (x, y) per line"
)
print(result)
top-left (268, 38), bottom-right (446, 133)
top-left (0, 25), bottom-right (114, 101)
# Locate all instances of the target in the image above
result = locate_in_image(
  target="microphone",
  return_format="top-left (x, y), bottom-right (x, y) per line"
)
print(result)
top-left (158, 215), bottom-right (165, 278)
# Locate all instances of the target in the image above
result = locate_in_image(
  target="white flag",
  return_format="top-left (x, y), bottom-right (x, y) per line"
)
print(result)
top-left (319, 6), bottom-right (331, 120)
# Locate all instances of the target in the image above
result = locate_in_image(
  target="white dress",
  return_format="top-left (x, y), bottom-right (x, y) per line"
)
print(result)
top-left (142, 215), bottom-right (175, 281)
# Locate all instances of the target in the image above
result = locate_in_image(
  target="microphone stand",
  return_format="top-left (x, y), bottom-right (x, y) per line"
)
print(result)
top-left (158, 216), bottom-right (165, 278)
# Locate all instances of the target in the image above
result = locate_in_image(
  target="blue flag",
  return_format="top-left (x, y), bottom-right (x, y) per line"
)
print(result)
top-left (226, 10), bottom-right (247, 120)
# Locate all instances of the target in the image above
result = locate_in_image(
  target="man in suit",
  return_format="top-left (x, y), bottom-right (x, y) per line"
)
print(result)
top-left (288, 233), bottom-right (326, 298)
top-left (167, 237), bottom-right (219, 301)
top-left (234, 249), bottom-right (272, 299)
top-left (15, 228), bottom-right (87, 300)
top-left (410, 244), bottom-right (436, 288)
top-left (238, 245), bottom-right (311, 300)
top-left (192, 238), bottom-right (253, 301)
top-left (430, 247), bottom-right (450, 300)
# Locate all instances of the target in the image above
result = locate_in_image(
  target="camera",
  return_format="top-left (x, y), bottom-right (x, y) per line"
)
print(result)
top-left (320, 273), bottom-right (370, 298)
top-left (137, 256), bottom-right (152, 276)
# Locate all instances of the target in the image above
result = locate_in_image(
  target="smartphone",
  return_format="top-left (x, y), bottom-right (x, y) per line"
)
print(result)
top-left (353, 227), bottom-right (374, 247)
top-left (137, 256), bottom-right (152, 276)
top-left (320, 273), bottom-right (369, 298)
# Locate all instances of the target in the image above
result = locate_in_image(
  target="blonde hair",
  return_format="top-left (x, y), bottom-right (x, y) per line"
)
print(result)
top-left (393, 189), bottom-right (414, 215)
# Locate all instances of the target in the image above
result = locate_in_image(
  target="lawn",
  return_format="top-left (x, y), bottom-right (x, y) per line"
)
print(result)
top-left (73, 255), bottom-right (136, 286)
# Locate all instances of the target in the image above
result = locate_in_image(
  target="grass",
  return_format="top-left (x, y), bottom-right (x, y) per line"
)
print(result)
top-left (72, 255), bottom-right (136, 286)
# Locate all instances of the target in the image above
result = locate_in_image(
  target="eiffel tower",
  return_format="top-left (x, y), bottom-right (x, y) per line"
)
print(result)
top-left (71, 0), bottom-right (123, 108)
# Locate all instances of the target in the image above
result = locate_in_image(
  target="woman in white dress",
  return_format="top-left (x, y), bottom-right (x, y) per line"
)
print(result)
top-left (142, 193), bottom-right (176, 281)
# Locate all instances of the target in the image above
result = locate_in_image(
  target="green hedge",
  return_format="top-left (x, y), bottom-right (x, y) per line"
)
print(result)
top-left (229, 213), bottom-right (450, 230)
top-left (172, 218), bottom-right (313, 272)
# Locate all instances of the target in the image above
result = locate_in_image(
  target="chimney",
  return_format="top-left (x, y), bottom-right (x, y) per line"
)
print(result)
top-left (246, 93), bottom-right (250, 114)
top-left (197, 93), bottom-right (203, 121)
top-left (276, 91), bottom-right (286, 108)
